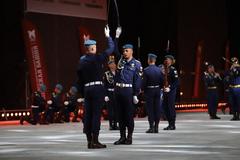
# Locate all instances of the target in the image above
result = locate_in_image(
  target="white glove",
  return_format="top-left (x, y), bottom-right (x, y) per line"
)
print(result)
top-left (104, 25), bottom-right (110, 38)
top-left (77, 98), bottom-right (84, 103)
top-left (104, 96), bottom-right (110, 102)
top-left (64, 101), bottom-right (69, 105)
top-left (133, 96), bottom-right (139, 104)
top-left (164, 87), bottom-right (171, 93)
top-left (47, 100), bottom-right (52, 105)
top-left (116, 26), bottom-right (122, 38)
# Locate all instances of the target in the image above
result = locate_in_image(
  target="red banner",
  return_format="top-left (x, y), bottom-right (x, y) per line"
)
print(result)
top-left (22, 19), bottom-right (49, 99)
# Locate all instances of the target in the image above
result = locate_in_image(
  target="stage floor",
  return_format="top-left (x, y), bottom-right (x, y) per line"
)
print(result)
top-left (0, 112), bottom-right (240, 160)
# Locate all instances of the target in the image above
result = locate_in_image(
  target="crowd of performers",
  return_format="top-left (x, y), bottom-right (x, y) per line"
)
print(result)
top-left (21, 25), bottom-right (240, 149)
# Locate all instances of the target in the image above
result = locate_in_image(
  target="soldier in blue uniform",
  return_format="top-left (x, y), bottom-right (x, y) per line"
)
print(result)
top-left (203, 64), bottom-right (222, 119)
top-left (228, 57), bottom-right (240, 120)
top-left (20, 84), bottom-right (47, 125)
top-left (63, 86), bottom-right (79, 122)
top-left (113, 27), bottom-right (143, 145)
top-left (160, 55), bottom-right (179, 130)
top-left (142, 53), bottom-right (163, 133)
top-left (104, 59), bottom-right (119, 130)
top-left (46, 84), bottom-right (64, 123)
top-left (77, 25), bottom-right (114, 149)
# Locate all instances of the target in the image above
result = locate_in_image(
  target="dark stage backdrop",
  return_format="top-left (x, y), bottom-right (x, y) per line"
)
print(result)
top-left (2, 0), bottom-right (240, 109)
top-left (24, 13), bottom-right (106, 96)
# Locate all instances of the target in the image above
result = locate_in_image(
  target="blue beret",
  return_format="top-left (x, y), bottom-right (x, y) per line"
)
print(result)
top-left (148, 53), bottom-right (157, 59)
top-left (165, 55), bottom-right (175, 60)
top-left (55, 84), bottom-right (63, 91)
top-left (122, 44), bottom-right (133, 49)
top-left (84, 39), bottom-right (97, 46)
top-left (40, 84), bottom-right (46, 92)
top-left (70, 86), bottom-right (78, 94)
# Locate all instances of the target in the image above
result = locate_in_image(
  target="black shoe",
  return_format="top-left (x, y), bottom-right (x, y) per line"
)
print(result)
top-left (145, 128), bottom-right (154, 133)
top-left (154, 128), bottom-right (159, 133)
top-left (114, 137), bottom-right (126, 145)
top-left (214, 116), bottom-right (221, 119)
top-left (90, 134), bottom-right (107, 149)
top-left (163, 125), bottom-right (176, 130)
top-left (124, 138), bottom-right (132, 145)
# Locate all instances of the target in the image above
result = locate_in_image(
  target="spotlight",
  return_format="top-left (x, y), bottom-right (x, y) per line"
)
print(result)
top-left (180, 92), bottom-right (183, 96)
top-left (15, 113), bottom-right (18, 116)
top-left (6, 113), bottom-right (9, 117)
top-left (1, 113), bottom-right (4, 118)
top-left (10, 113), bottom-right (14, 117)
top-left (27, 112), bottom-right (30, 116)
top-left (23, 112), bottom-right (26, 116)
top-left (19, 112), bottom-right (22, 116)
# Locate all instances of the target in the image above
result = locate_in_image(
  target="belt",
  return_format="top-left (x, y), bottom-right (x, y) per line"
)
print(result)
top-left (31, 105), bottom-right (39, 108)
top-left (147, 85), bottom-right (160, 89)
top-left (107, 88), bottom-right (114, 92)
top-left (208, 86), bottom-right (217, 89)
top-left (116, 83), bottom-right (132, 88)
top-left (84, 81), bottom-right (103, 87)
top-left (229, 84), bottom-right (240, 88)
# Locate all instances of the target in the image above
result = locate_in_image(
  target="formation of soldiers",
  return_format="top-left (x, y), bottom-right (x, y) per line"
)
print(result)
top-left (203, 57), bottom-right (240, 120)
top-left (22, 25), bottom-right (240, 150)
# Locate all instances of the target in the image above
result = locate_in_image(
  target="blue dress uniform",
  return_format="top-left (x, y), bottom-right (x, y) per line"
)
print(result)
top-left (159, 55), bottom-right (179, 130)
top-left (203, 67), bottom-right (221, 119)
top-left (77, 37), bottom-right (114, 148)
top-left (142, 53), bottom-right (164, 133)
top-left (63, 86), bottom-right (78, 122)
top-left (228, 62), bottom-right (240, 120)
top-left (20, 84), bottom-right (47, 125)
top-left (104, 65), bottom-right (119, 130)
top-left (113, 41), bottom-right (142, 145)
top-left (46, 84), bottom-right (63, 123)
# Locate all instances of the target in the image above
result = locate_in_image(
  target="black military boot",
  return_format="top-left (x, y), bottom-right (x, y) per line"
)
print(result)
top-left (146, 124), bottom-right (154, 133)
top-left (164, 121), bottom-right (176, 130)
top-left (113, 121), bottom-right (119, 130)
top-left (154, 122), bottom-right (159, 133)
top-left (91, 133), bottom-right (106, 149)
top-left (231, 112), bottom-right (237, 121)
top-left (86, 133), bottom-right (92, 149)
top-left (125, 132), bottom-right (132, 145)
top-left (236, 112), bottom-right (240, 120)
top-left (109, 120), bottom-right (114, 130)
top-left (114, 130), bottom-right (126, 145)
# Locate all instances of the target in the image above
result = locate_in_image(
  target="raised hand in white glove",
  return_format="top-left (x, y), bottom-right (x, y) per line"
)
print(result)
top-left (116, 26), bottom-right (122, 38)
top-left (133, 96), bottom-right (139, 104)
top-left (104, 96), bottom-right (110, 102)
top-left (104, 24), bottom-right (110, 38)
top-left (64, 101), bottom-right (69, 106)
top-left (164, 87), bottom-right (171, 93)
top-left (77, 98), bottom-right (84, 103)
top-left (47, 100), bottom-right (52, 105)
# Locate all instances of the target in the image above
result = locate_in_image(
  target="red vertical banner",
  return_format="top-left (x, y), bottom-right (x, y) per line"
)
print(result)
top-left (193, 41), bottom-right (203, 98)
top-left (22, 19), bottom-right (49, 99)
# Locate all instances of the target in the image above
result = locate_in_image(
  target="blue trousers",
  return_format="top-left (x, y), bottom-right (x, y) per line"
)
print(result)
top-left (144, 88), bottom-right (161, 127)
top-left (83, 85), bottom-right (104, 134)
top-left (207, 89), bottom-right (218, 116)
top-left (115, 87), bottom-right (134, 133)
top-left (162, 89), bottom-right (177, 125)
top-left (229, 88), bottom-right (240, 112)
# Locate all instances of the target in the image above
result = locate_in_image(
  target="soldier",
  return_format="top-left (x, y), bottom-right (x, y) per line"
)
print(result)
top-left (142, 53), bottom-right (163, 133)
top-left (20, 84), bottom-right (47, 125)
top-left (160, 55), bottom-right (179, 130)
top-left (46, 84), bottom-right (64, 123)
top-left (113, 27), bottom-right (142, 145)
top-left (228, 57), bottom-right (240, 120)
top-left (77, 25), bottom-right (114, 149)
top-left (203, 64), bottom-right (222, 119)
top-left (63, 86), bottom-right (79, 122)
top-left (223, 70), bottom-right (233, 115)
top-left (104, 59), bottom-right (119, 130)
